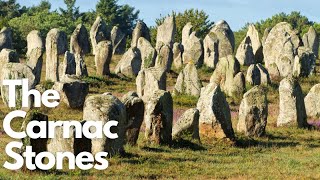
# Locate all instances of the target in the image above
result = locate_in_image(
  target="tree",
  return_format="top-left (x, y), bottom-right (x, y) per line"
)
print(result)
top-left (59, 0), bottom-right (80, 21)
top-left (27, 0), bottom-right (51, 14)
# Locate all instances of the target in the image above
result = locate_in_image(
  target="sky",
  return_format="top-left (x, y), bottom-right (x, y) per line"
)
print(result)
top-left (16, 0), bottom-right (320, 30)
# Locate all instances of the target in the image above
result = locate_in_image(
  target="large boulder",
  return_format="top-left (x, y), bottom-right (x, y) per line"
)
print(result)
top-left (246, 24), bottom-right (263, 62)
top-left (90, 16), bottom-right (109, 55)
top-left (174, 63), bottom-right (202, 96)
top-left (144, 90), bottom-right (173, 145)
top-left (302, 26), bottom-right (319, 58)
top-left (246, 63), bottom-right (271, 86)
top-left (83, 93), bottom-right (127, 156)
top-left (111, 26), bottom-right (126, 54)
top-left (131, 21), bottom-right (151, 48)
top-left (263, 22), bottom-right (300, 79)
top-left (173, 43), bottom-right (183, 69)
top-left (203, 32), bottom-right (219, 69)
top-left (277, 77), bottom-right (308, 128)
top-left (122, 91), bottom-right (144, 145)
top-left (236, 36), bottom-right (255, 66)
top-left (26, 48), bottom-right (43, 85)
top-left (0, 27), bottom-right (12, 51)
top-left (45, 28), bottom-right (68, 82)
top-left (196, 82), bottom-right (235, 141)
top-left (293, 47), bottom-right (316, 77)
top-left (137, 37), bottom-right (156, 69)
top-left (115, 47), bottom-right (141, 77)
top-left (95, 40), bottom-right (113, 76)
top-left (172, 108), bottom-right (200, 141)
top-left (182, 23), bottom-right (203, 66)
top-left (136, 67), bottom-right (166, 97)
top-left (70, 24), bottom-right (90, 55)
top-left (26, 30), bottom-right (43, 57)
top-left (237, 86), bottom-right (268, 137)
top-left (155, 44), bottom-right (173, 72)
top-left (156, 16), bottom-right (176, 50)
top-left (304, 84), bottom-right (320, 119)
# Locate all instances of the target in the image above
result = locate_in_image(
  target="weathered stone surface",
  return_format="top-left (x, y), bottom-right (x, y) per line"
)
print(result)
top-left (256, 63), bottom-right (271, 85)
top-left (173, 43), bottom-right (183, 69)
top-left (144, 90), bottom-right (173, 145)
top-left (0, 27), bottom-right (12, 51)
top-left (115, 47), bottom-right (141, 77)
top-left (304, 84), bottom-right (320, 119)
top-left (237, 86), bottom-right (268, 137)
top-left (95, 40), bottom-right (113, 76)
top-left (26, 48), bottom-right (43, 85)
top-left (75, 54), bottom-right (88, 77)
top-left (59, 51), bottom-right (76, 79)
top-left (53, 75), bottom-right (89, 108)
top-left (156, 16), bottom-right (176, 50)
top-left (303, 26), bottom-right (319, 58)
top-left (90, 16), bottom-right (109, 55)
top-left (196, 82), bottom-right (235, 141)
top-left (210, 55), bottom-right (245, 98)
top-left (182, 25), bottom-right (203, 67)
top-left (203, 32), bottom-right (219, 69)
top-left (263, 22), bottom-right (300, 78)
top-left (131, 21), bottom-right (150, 47)
top-left (174, 63), bottom-right (202, 96)
top-left (209, 20), bottom-right (235, 59)
top-left (172, 108), bottom-right (200, 140)
top-left (236, 36), bottom-right (255, 66)
top-left (246, 24), bottom-right (263, 62)
top-left (1, 63), bottom-right (35, 109)
top-left (45, 28), bottom-right (68, 82)
top-left (122, 91), bottom-right (144, 146)
top-left (246, 63), bottom-right (271, 86)
top-left (261, 27), bottom-right (271, 47)
top-left (277, 77), bottom-right (308, 128)
top-left (26, 30), bottom-right (43, 57)
top-left (111, 26), bottom-right (126, 54)
top-left (0, 49), bottom-right (19, 85)
top-left (293, 47), bottom-right (316, 77)
top-left (70, 24), bottom-right (90, 55)
top-left (137, 37), bottom-right (156, 69)
top-left (136, 67), bottom-right (166, 97)
top-left (83, 93), bottom-right (127, 155)
top-left (155, 44), bottom-right (173, 72)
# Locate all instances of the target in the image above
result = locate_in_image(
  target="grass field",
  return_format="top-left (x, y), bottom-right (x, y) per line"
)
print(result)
top-left (0, 55), bottom-right (319, 179)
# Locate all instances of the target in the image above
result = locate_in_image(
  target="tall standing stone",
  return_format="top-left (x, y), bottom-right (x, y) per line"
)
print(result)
top-left (115, 47), bottom-right (141, 77)
top-left (90, 16), bottom-right (109, 55)
top-left (136, 67), bottom-right (166, 97)
top-left (236, 36), bottom-right (255, 66)
top-left (26, 30), bottom-right (43, 57)
top-left (172, 43), bottom-right (183, 69)
top-left (111, 26), bottom-right (126, 54)
top-left (246, 24), bottom-right (263, 62)
top-left (203, 32), bottom-right (219, 69)
top-left (156, 16), bottom-right (176, 51)
top-left (144, 90), bottom-right (173, 145)
top-left (172, 108), bottom-right (200, 140)
top-left (131, 21), bottom-right (151, 47)
top-left (26, 48), bottom-right (43, 85)
top-left (293, 47), bottom-right (316, 77)
top-left (174, 63), bottom-right (202, 96)
top-left (304, 84), bottom-right (320, 119)
top-left (155, 44), bottom-right (173, 72)
top-left (0, 27), bottom-right (12, 51)
top-left (261, 28), bottom-right (271, 47)
top-left (70, 24), bottom-right (90, 56)
top-left (237, 86), bottom-right (268, 137)
top-left (45, 28), bottom-right (68, 82)
top-left (277, 77), bottom-right (308, 128)
top-left (302, 26), bottom-right (319, 58)
top-left (59, 51), bottom-right (76, 79)
top-left (0, 49), bottom-right (19, 84)
top-left (182, 23), bottom-right (203, 67)
top-left (246, 63), bottom-right (271, 86)
top-left (137, 37), bottom-right (156, 69)
top-left (95, 40), bottom-right (113, 76)
top-left (83, 93), bottom-right (127, 156)
top-left (75, 54), bottom-right (88, 77)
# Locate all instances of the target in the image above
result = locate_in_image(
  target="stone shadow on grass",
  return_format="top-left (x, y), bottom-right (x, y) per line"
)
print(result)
top-left (171, 139), bottom-right (206, 151)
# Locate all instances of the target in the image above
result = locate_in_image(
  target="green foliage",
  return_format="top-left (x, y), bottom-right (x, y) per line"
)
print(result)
top-left (41, 80), bottom-right (54, 90)
top-left (173, 94), bottom-right (198, 108)
top-left (59, 0), bottom-right (80, 21)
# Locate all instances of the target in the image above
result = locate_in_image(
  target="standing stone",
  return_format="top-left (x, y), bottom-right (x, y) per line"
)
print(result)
top-left (156, 16), bottom-right (176, 51)
top-left (45, 28), bottom-right (68, 82)
top-left (256, 63), bottom-right (271, 85)
top-left (246, 63), bottom-right (271, 86)
top-left (173, 43), bottom-right (183, 69)
top-left (209, 20), bottom-right (235, 59)
top-left (70, 24), bottom-right (90, 55)
top-left (0, 49), bottom-right (19, 85)
top-left (263, 22), bottom-right (300, 78)
top-left (182, 25), bottom-right (203, 67)
top-left (203, 32), bottom-right (219, 69)
top-left (75, 54), bottom-right (88, 77)
top-left (293, 47), bottom-right (316, 77)
top-left (26, 48), bottom-right (43, 85)
top-left (136, 67), bottom-right (166, 97)
top-left (122, 91), bottom-right (144, 145)
top-left (172, 108), bottom-right (200, 140)
top-left (115, 47), bottom-right (141, 77)
top-left (0, 27), bottom-right (12, 51)
top-left (144, 90), bottom-right (173, 145)
top-left (111, 26), bottom-right (126, 54)
top-left (236, 36), bottom-right (255, 66)
top-left (95, 40), bottom-right (113, 76)
top-left (196, 82), bottom-right (235, 141)
top-left (137, 37), bottom-right (156, 69)
top-left (1, 63), bottom-right (35, 109)
top-left (304, 84), bottom-right (320, 119)
top-left (302, 26), bottom-right (319, 58)
top-left (277, 77), bottom-right (308, 128)
top-left (59, 51), bottom-right (76, 79)
top-left (237, 86), bottom-right (268, 137)
top-left (53, 76), bottom-right (89, 108)
top-left (131, 21), bottom-right (151, 47)
top-left (182, 22), bottom-right (193, 46)
top-left (90, 16), bottom-right (109, 55)
top-left (83, 93), bottom-right (127, 156)
top-left (261, 28), bottom-right (271, 47)
top-left (155, 44), bottom-right (173, 72)
top-left (246, 24), bottom-right (263, 62)
top-left (174, 63), bottom-right (202, 96)
top-left (26, 30), bottom-right (43, 57)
